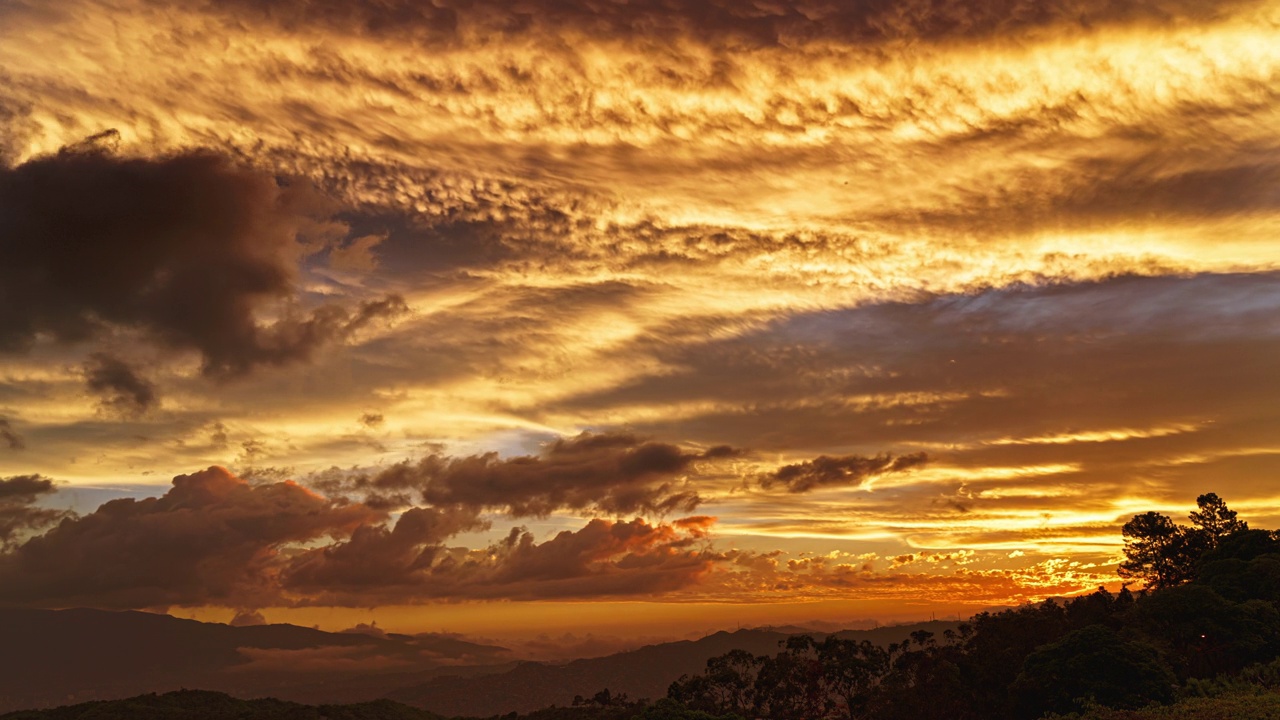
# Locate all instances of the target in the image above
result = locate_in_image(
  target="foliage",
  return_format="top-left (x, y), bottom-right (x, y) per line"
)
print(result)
top-left (1010, 625), bottom-right (1175, 717)
top-left (1045, 690), bottom-right (1280, 720)
top-left (1118, 494), bottom-right (1248, 589)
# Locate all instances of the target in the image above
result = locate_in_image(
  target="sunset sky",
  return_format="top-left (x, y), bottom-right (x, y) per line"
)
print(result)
top-left (1, 0), bottom-right (1278, 644)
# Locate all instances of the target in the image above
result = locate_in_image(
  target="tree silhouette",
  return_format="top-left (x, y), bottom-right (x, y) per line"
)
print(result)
top-left (1119, 494), bottom-right (1248, 588)
top-left (1189, 492), bottom-right (1248, 546)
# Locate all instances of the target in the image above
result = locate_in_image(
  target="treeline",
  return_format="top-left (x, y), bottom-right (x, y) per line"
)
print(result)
top-left (471, 494), bottom-right (1280, 720)
top-left (656, 493), bottom-right (1280, 719)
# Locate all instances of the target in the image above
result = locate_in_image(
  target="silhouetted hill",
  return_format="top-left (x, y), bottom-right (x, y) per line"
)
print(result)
top-left (388, 620), bottom-right (958, 716)
top-left (0, 609), bottom-right (511, 713)
top-left (0, 689), bottom-right (444, 720)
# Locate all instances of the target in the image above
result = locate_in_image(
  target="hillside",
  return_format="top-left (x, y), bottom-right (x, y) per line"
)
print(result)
top-left (1061, 691), bottom-right (1280, 720)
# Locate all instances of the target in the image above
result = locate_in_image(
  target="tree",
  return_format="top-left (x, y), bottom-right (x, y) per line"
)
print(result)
top-left (1118, 511), bottom-right (1201, 588)
top-left (754, 639), bottom-right (826, 720)
top-left (669, 649), bottom-right (761, 716)
top-left (1189, 492), bottom-right (1247, 547)
top-left (1119, 495), bottom-right (1247, 589)
top-left (1010, 624), bottom-right (1175, 718)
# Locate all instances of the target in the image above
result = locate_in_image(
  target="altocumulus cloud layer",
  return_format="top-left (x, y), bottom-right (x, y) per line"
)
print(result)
top-left (0, 0), bottom-right (1277, 619)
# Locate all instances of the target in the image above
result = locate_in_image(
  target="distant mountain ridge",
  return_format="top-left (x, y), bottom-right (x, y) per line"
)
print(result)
top-left (0, 608), bottom-right (511, 713)
top-left (389, 621), bottom-right (961, 716)
top-left (0, 608), bottom-right (956, 717)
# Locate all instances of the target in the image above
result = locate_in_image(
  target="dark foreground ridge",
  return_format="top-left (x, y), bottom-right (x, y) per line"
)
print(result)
top-left (0, 690), bottom-right (443, 720)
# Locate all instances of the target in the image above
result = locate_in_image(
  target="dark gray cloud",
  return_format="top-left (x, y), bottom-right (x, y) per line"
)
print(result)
top-left (0, 147), bottom-right (404, 377)
top-left (83, 353), bottom-right (158, 416)
top-left (556, 272), bottom-right (1280, 451)
top-left (761, 452), bottom-right (930, 493)
top-left (534, 271), bottom-right (1280, 531)
top-left (0, 419), bottom-right (23, 451)
top-left (0, 475), bottom-right (64, 549)
top-left (330, 432), bottom-right (738, 517)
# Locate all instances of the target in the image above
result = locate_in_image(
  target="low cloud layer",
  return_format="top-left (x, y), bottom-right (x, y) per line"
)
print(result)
top-left (0, 465), bottom-right (726, 608)
top-left (0, 467), bottom-right (381, 608)
top-left (286, 516), bottom-right (716, 604)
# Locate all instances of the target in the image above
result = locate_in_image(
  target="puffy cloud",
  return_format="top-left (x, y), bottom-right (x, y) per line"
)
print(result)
top-left (0, 467), bottom-right (381, 608)
top-left (0, 461), bottom-right (729, 608)
top-left (282, 505), bottom-right (486, 594)
top-left (286, 516), bottom-right (717, 604)
top-left (761, 452), bottom-right (929, 493)
top-left (0, 148), bottom-right (404, 376)
top-left (333, 432), bottom-right (738, 516)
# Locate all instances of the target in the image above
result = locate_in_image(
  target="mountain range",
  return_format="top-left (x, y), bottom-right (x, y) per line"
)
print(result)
top-left (0, 609), bottom-right (955, 716)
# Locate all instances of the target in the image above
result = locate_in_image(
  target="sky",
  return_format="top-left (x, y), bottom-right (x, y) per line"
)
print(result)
top-left (0, 0), bottom-right (1278, 643)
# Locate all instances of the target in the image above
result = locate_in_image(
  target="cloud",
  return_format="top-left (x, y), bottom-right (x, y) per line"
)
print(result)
top-left (0, 475), bottom-right (64, 549)
top-left (0, 147), bottom-right (404, 377)
top-left (83, 353), bottom-right (158, 416)
top-left (0, 419), bottom-right (23, 450)
top-left (178, 0), bottom-right (1263, 46)
top-left (329, 234), bottom-right (385, 273)
top-left (0, 0), bottom-right (1276, 619)
top-left (281, 505), bottom-right (486, 596)
top-left (0, 466), bottom-right (381, 608)
top-left (231, 644), bottom-right (412, 674)
top-left (761, 452), bottom-right (929, 493)
top-left (286, 516), bottom-right (717, 604)
top-left (334, 432), bottom-right (738, 516)
top-left (229, 609), bottom-right (268, 627)
top-left (0, 462), bottom-right (721, 607)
